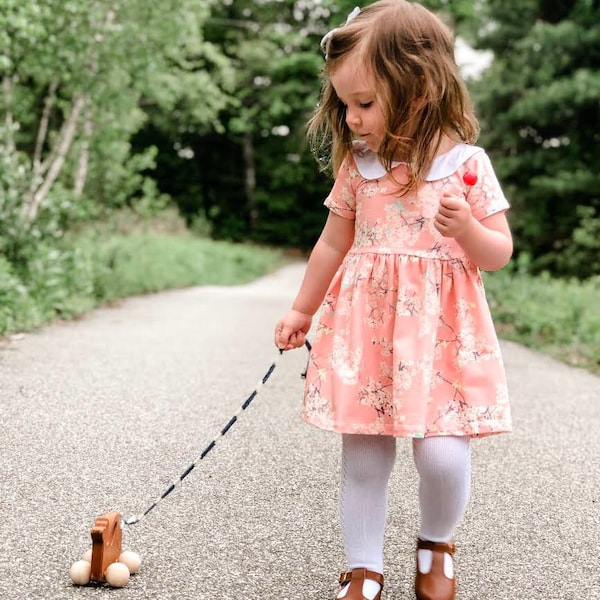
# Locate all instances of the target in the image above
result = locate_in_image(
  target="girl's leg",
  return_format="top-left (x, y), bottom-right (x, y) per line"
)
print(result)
top-left (412, 436), bottom-right (471, 543)
top-left (337, 434), bottom-right (396, 599)
top-left (412, 435), bottom-right (471, 597)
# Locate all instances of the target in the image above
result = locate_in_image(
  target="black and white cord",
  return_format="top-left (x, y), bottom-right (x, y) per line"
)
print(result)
top-left (122, 340), bottom-right (311, 526)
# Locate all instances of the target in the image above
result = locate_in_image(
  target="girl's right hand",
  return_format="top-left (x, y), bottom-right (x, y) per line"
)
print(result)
top-left (274, 309), bottom-right (313, 350)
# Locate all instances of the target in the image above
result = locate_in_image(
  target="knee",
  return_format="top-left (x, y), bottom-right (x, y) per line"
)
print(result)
top-left (342, 434), bottom-right (396, 485)
top-left (413, 437), bottom-right (471, 481)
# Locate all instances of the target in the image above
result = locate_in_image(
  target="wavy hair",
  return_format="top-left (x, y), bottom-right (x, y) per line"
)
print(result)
top-left (308, 0), bottom-right (479, 192)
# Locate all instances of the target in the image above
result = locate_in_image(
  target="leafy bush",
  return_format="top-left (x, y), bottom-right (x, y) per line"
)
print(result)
top-left (21, 242), bottom-right (97, 320)
top-left (0, 226), bottom-right (283, 338)
top-left (484, 268), bottom-right (600, 372)
top-left (0, 256), bottom-right (39, 333)
top-left (555, 206), bottom-right (600, 278)
top-left (80, 232), bottom-right (282, 303)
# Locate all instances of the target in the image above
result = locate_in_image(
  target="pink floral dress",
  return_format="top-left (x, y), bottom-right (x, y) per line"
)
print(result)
top-left (303, 142), bottom-right (512, 438)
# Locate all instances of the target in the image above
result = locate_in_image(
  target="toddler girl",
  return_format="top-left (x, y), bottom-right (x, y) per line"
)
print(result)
top-left (275, 2), bottom-right (513, 599)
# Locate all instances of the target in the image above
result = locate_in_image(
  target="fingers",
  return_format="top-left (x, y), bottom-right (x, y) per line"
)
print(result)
top-left (435, 194), bottom-right (472, 236)
top-left (436, 201), bottom-right (457, 230)
top-left (435, 210), bottom-right (462, 236)
top-left (437, 205), bottom-right (453, 219)
top-left (274, 322), bottom-right (285, 349)
top-left (438, 194), bottom-right (465, 213)
top-left (275, 310), bottom-right (312, 350)
top-left (290, 330), bottom-right (306, 347)
top-left (434, 204), bottom-right (453, 228)
top-left (433, 216), bottom-right (446, 231)
top-left (274, 324), bottom-right (305, 350)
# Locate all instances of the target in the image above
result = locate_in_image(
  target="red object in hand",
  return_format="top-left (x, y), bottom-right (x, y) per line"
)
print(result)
top-left (462, 171), bottom-right (478, 186)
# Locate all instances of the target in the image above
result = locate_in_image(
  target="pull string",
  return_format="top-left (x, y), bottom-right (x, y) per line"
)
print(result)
top-left (122, 340), bottom-right (312, 526)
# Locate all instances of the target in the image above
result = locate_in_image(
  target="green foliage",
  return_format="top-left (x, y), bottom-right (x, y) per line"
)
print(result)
top-left (0, 241), bottom-right (98, 332)
top-left (147, 0), bottom-right (503, 249)
top-left (0, 256), bottom-right (39, 333)
top-left (86, 233), bottom-right (281, 302)
top-left (19, 242), bottom-right (97, 320)
top-left (484, 267), bottom-right (600, 372)
top-left (0, 133), bottom-right (29, 261)
top-left (557, 206), bottom-right (600, 275)
top-left (251, 139), bottom-right (330, 248)
top-left (472, 0), bottom-right (600, 277)
top-left (2, 0), bottom-right (600, 383)
top-left (140, 0), bottom-right (331, 244)
top-left (0, 221), bottom-right (283, 337)
top-left (0, 0), bottom-right (232, 271)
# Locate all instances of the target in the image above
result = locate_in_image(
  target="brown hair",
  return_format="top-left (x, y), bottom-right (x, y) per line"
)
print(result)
top-left (308, 0), bottom-right (479, 192)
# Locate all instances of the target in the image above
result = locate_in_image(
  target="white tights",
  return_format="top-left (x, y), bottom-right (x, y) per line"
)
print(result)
top-left (339, 434), bottom-right (471, 576)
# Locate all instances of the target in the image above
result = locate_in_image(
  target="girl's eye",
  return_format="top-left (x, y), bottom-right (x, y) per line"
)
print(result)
top-left (360, 101), bottom-right (373, 108)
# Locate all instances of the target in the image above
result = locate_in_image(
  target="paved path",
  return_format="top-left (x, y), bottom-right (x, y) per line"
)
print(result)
top-left (1, 263), bottom-right (598, 599)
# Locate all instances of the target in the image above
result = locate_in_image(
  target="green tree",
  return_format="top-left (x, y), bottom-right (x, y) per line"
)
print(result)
top-left (158, 0), bottom-right (482, 247)
top-left (471, 0), bottom-right (600, 277)
top-left (146, 0), bottom-right (332, 245)
top-left (0, 0), bottom-right (230, 263)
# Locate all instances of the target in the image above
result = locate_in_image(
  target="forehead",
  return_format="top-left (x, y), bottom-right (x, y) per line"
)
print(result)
top-left (330, 58), bottom-right (375, 97)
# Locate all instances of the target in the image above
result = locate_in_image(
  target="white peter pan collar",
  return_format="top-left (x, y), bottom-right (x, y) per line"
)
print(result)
top-left (352, 141), bottom-right (483, 181)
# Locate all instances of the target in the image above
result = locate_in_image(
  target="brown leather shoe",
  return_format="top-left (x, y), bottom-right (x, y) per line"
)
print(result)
top-left (337, 568), bottom-right (384, 600)
top-left (414, 539), bottom-right (456, 600)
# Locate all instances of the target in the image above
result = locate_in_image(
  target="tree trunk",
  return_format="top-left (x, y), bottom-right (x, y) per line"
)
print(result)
top-left (71, 7), bottom-right (117, 200)
top-left (33, 80), bottom-right (59, 172)
top-left (73, 102), bottom-right (93, 197)
top-left (2, 75), bottom-right (17, 155)
top-left (22, 94), bottom-right (86, 221)
top-left (242, 130), bottom-right (258, 230)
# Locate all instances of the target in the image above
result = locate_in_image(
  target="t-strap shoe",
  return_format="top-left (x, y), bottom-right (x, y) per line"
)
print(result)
top-left (337, 568), bottom-right (384, 600)
top-left (414, 539), bottom-right (456, 600)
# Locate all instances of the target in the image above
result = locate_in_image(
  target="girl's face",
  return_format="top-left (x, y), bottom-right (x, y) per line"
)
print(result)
top-left (330, 58), bottom-right (386, 152)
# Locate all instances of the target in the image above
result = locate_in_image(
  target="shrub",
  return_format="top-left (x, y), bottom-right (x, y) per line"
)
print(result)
top-left (484, 269), bottom-right (600, 372)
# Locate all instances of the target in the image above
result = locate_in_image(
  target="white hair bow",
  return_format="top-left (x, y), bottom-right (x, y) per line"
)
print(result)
top-left (320, 6), bottom-right (361, 59)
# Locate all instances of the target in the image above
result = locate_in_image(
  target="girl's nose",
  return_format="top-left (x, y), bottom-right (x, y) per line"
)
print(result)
top-left (346, 107), bottom-right (361, 128)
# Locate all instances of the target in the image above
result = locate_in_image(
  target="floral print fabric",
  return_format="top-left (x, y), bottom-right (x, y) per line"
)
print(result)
top-left (303, 147), bottom-right (512, 438)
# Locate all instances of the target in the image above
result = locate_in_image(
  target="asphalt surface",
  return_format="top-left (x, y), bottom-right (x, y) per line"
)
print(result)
top-left (0, 262), bottom-right (599, 600)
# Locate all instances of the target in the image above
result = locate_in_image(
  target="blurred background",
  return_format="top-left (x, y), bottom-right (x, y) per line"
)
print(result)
top-left (1, 0), bottom-right (599, 370)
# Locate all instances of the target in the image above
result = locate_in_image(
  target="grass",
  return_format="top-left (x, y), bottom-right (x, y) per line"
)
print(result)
top-left (484, 269), bottom-right (600, 375)
top-left (86, 233), bottom-right (283, 301)
top-left (0, 230), bottom-right (284, 337)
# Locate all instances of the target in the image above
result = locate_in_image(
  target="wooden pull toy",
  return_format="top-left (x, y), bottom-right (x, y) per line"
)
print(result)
top-left (69, 511), bottom-right (141, 588)
top-left (68, 347), bottom-right (308, 588)
top-left (90, 511), bottom-right (123, 582)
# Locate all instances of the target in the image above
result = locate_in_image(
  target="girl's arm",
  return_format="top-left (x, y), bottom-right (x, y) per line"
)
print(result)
top-left (275, 211), bottom-right (355, 350)
top-left (435, 196), bottom-right (513, 271)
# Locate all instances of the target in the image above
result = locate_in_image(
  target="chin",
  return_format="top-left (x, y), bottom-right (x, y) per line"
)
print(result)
top-left (359, 137), bottom-right (377, 151)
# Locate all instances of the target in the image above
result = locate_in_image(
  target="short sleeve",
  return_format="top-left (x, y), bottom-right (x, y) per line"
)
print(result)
top-left (323, 155), bottom-right (359, 219)
top-left (462, 151), bottom-right (509, 221)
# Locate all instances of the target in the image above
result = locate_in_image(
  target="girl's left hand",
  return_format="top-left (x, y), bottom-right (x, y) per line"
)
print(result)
top-left (434, 194), bottom-right (473, 239)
